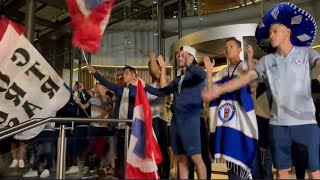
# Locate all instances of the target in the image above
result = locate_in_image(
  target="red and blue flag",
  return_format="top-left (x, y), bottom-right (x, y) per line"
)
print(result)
top-left (66, 0), bottom-right (115, 53)
top-left (126, 80), bottom-right (162, 179)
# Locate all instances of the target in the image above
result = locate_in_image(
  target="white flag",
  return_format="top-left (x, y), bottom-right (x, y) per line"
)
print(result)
top-left (0, 18), bottom-right (70, 140)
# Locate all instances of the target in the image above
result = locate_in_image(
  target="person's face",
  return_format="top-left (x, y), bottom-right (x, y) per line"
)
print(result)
top-left (123, 69), bottom-right (135, 84)
top-left (94, 84), bottom-right (106, 96)
top-left (225, 40), bottom-right (242, 64)
top-left (178, 50), bottom-right (193, 67)
top-left (177, 51), bottom-right (187, 68)
top-left (269, 24), bottom-right (291, 48)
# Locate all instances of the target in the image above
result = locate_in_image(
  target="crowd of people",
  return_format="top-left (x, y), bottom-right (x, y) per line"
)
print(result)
top-left (0, 2), bottom-right (319, 180)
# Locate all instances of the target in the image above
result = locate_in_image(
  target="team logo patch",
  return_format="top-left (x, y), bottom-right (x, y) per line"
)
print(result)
top-left (295, 57), bottom-right (304, 64)
top-left (218, 103), bottom-right (235, 123)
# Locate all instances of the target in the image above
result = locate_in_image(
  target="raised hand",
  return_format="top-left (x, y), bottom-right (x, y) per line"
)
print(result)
top-left (157, 55), bottom-right (166, 69)
top-left (87, 65), bottom-right (96, 74)
top-left (132, 76), bottom-right (146, 87)
top-left (246, 45), bottom-right (254, 61)
top-left (149, 51), bottom-right (156, 60)
top-left (203, 56), bottom-right (214, 72)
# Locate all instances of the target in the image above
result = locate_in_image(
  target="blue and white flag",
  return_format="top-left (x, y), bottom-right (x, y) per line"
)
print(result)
top-left (209, 76), bottom-right (258, 178)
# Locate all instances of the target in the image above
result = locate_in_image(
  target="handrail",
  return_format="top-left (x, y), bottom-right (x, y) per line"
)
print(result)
top-left (0, 118), bottom-right (45, 136)
top-left (0, 117), bottom-right (132, 141)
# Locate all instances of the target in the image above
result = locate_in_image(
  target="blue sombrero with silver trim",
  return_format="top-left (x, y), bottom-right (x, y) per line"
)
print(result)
top-left (255, 2), bottom-right (317, 53)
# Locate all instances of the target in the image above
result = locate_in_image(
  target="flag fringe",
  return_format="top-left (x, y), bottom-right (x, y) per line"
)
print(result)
top-left (226, 161), bottom-right (252, 179)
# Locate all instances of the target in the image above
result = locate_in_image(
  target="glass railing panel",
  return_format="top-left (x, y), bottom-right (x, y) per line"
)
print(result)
top-left (0, 135), bottom-right (58, 179)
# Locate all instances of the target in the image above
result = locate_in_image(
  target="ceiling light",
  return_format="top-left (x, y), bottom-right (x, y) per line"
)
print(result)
top-left (153, 0), bottom-right (157, 4)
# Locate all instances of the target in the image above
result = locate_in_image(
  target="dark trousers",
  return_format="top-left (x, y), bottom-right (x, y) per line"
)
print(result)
top-left (68, 126), bottom-right (89, 167)
top-left (32, 131), bottom-right (56, 172)
top-left (251, 116), bottom-right (273, 179)
top-left (153, 117), bottom-right (170, 179)
top-left (188, 117), bottom-right (212, 179)
top-left (115, 128), bottom-right (125, 178)
top-left (292, 144), bottom-right (308, 179)
top-left (251, 147), bottom-right (273, 179)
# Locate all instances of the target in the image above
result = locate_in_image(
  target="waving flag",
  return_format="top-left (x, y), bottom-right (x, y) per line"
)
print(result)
top-left (66, 0), bottom-right (115, 53)
top-left (126, 80), bottom-right (162, 179)
top-left (0, 17), bottom-right (70, 139)
top-left (209, 76), bottom-right (258, 179)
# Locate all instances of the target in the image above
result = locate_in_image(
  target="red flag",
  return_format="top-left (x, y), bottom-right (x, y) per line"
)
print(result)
top-left (66, 0), bottom-right (115, 53)
top-left (126, 80), bottom-right (162, 179)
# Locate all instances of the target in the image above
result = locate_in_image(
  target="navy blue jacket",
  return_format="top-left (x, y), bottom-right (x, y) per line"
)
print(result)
top-left (145, 64), bottom-right (206, 118)
top-left (93, 72), bottom-right (136, 119)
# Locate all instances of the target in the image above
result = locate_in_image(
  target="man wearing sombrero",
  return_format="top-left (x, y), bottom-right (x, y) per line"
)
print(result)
top-left (202, 2), bottom-right (320, 179)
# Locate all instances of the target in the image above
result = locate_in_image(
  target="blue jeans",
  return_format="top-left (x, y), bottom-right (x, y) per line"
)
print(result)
top-left (251, 147), bottom-right (273, 179)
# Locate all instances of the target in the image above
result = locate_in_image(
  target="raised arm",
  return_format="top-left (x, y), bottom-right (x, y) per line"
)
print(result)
top-left (145, 79), bottom-right (179, 97)
top-left (149, 52), bottom-right (161, 80)
top-left (203, 56), bottom-right (214, 88)
top-left (246, 45), bottom-right (259, 92)
top-left (87, 66), bottom-right (122, 94)
top-left (202, 70), bottom-right (258, 102)
top-left (157, 55), bottom-right (169, 88)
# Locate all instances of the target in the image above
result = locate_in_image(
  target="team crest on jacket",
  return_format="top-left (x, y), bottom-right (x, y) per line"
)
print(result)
top-left (218, 103), bottom-right (235, 123)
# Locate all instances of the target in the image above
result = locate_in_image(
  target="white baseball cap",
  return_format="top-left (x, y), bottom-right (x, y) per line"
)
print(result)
top-left (180, 46), bottom-right (198, 64)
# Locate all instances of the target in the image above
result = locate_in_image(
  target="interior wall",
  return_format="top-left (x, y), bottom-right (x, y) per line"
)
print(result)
top-left (93, 0), bottom-right (319, 67)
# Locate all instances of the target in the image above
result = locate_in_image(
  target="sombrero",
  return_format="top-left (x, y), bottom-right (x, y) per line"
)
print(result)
top-left (255, 2), bottom-right (317, 53)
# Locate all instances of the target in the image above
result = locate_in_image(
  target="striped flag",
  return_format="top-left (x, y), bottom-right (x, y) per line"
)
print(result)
top-left (209, 76), bottom-right (258, 178)
top-left (66, 0), bottom-right (115, 53)
top-left (126, 80), bottom-right (162, 179)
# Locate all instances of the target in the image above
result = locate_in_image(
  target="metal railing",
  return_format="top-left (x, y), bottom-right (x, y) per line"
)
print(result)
top-left (0, 117), bottom-right (132, 179)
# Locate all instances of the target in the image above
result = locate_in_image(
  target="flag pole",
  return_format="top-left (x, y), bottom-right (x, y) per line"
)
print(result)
top-left (81, 49), bottom-right (89, 66)
top-left (151, 151), bottom-right (159, 179)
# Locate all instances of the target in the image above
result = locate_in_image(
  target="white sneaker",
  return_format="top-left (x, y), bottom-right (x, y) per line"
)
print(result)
top-left (23, 169), bottom-right (38, 177)
top-left (66, 166), bottom-right (80, 174)
top-left (18, 160), bottom-right (25, 168)
top-left (10, 159), bottom-right (18, 168)
top-left (40, 169), bottom-right (50, 178)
